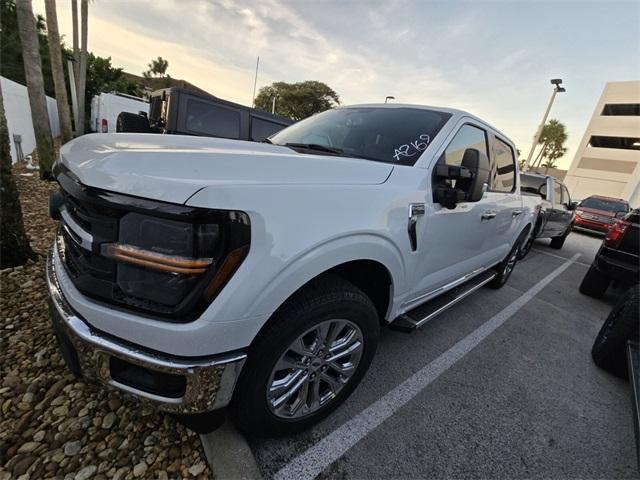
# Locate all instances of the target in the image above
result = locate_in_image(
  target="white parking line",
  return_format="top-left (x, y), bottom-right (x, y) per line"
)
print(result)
top-left (532, 248), bottom-right (591, 267)
top-left (274, 253), bottom-right (581, 480)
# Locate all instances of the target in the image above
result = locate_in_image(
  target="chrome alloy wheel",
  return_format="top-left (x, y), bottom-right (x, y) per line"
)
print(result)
top-left (266, 319), bottom-right (364, 419)
top-left (504, 248), bottom-right (518, 278)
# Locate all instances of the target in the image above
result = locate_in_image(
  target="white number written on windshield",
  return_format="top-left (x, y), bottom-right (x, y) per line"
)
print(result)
top-left (393, 134), bottom-right (430, 162)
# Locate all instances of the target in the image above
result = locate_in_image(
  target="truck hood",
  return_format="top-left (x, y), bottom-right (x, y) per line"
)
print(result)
top-left (59, 134), bottom-right (394, 204)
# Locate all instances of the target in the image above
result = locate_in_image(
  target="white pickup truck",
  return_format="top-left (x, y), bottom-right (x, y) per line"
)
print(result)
top-left (46, 104), bottom-right (540, 436)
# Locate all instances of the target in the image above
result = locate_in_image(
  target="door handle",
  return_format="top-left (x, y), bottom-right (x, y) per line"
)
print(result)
top-left (512, 209), bottom-right (523, 217)
top-left (481, 210), bottom-right (497, 220)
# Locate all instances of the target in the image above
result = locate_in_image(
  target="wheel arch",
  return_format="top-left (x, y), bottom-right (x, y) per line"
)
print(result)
top-left (245, 235), bottom-right (404, 349)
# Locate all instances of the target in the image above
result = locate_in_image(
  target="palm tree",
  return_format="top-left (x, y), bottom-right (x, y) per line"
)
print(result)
top-left (0, 83), bottom-right (36, 268)
top-left (71, 0), bottom-right (79, 82)
top-left (15, 0), bottom-right (55, 179)
top-left (531, 119), bottom-right (568, 169)
top-left (75, 0), bottom-right (88, 135)
top-left (44, 0), bottom-right (73, 143)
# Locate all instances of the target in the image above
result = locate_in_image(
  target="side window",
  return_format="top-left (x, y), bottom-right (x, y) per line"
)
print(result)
top-left (553, 181), bottom-right (562, 205)
top-left (251, 118), bottom-right (285, 141)
top-left (185, 99), bottom-right (241, 138)
top-left (442, 124), bottom-right (489, 168)
top-left (561, 185), bottom-right (570, 205)
top-left (491, 138), bottom-right (515, 192)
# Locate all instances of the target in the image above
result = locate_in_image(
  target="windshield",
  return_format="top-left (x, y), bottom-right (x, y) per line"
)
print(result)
top-left (579, 197), bottom-right (629, 212)
top-left (269, 107), bottom-right (452, 165)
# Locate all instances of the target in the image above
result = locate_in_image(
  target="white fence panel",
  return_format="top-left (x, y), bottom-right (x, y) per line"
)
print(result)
top-left (1, 76), bottom-right (61, 164)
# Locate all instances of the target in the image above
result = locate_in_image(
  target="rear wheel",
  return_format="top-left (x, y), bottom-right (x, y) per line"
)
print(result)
top-left (579, 265), bottom-right (611, 298)
top-left (592, 287), bottom-right (639, 378)
top-left (116, 112), bottom-right (151, 133)
top-left (489, 241), bottom-right (520, 289)
top-left (230, 275), bottom-right (379, 437)
top-left (517, 222), bottom-right (540, 260)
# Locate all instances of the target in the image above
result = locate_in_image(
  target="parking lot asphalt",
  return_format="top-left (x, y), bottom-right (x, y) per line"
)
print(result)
top-left (248, 230), bottom-right (639, 479)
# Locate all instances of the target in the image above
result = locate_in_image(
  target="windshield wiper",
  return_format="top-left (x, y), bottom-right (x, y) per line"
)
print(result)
top-left (284, 143), bottom-right (344, 155)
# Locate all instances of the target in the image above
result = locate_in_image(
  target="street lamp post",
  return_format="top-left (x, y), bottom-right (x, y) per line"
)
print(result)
top-left (271, 95), bottom-right (277, 114)
top-left (385, 96), bottom-right (395, 103)
top-left (523, 79), bottom-right (566, 171)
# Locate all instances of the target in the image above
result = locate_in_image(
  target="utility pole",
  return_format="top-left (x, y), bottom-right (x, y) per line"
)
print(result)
top-left (251, 56), bottom-right (259, 107)
top-left (524, 79), bottom-right (565, 171)
top-left (271, 95), bottom-right (277, 114)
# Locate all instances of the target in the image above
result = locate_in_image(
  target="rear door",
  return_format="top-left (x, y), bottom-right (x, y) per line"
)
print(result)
top-left (488, 134), bottom-right (522, 253)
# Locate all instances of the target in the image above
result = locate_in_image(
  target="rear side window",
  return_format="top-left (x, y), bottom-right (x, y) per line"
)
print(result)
top-left (442, 124), bottom-right (488, 168)
top-left (491, 138), bottom-right (515, 192)
top-left (251, 117), bottom-right (285, 141)
top-left (185, 99), bottom-right (240, 138)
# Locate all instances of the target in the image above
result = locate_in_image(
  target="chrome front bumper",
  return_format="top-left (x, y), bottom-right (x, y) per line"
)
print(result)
top-left (46, 248), bottom-right (246, 414)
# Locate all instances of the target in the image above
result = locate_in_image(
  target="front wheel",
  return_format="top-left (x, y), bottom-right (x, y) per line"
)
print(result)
top-left (230, 275), bottom-right (379, 437)
top-left (549, 226), bottom-right (570, 249)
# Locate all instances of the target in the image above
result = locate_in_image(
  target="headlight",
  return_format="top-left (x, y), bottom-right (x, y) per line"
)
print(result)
top-left (576, 210), bottom-right (584, 216)
top-left (101, 211), bottom-right (249, 314)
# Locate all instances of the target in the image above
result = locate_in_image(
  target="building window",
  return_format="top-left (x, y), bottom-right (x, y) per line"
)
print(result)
top-left (601, 104), bottom-right (640, 116)
top-left (588, 136), bottom-right (640, 150)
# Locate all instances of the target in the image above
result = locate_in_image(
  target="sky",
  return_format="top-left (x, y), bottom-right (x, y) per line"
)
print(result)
top-left (33, 0), bottom-right (640, 169)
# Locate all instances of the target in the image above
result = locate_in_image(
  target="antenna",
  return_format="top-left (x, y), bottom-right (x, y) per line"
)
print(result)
top-left (252, 56), bottom-right (260, 107)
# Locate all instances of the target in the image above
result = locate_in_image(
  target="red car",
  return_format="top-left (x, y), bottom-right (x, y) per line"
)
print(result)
top-left (573, 195), bottom-right (630, 233)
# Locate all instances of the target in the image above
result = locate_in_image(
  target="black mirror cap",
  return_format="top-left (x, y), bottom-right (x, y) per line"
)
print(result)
top-left (462, 148), bottom-right (490, 202)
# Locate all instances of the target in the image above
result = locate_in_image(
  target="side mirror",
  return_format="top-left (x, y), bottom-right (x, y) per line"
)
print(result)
top-left (567, 201), bottom-right (577, 211)
top-left (433, 148), bottom-right (491, 208)
top-left (615, 211), bottom-right (627, 219)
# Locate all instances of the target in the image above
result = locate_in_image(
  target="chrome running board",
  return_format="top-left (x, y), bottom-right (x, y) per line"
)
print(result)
top-left (390, 270), bottom-right (496, 332)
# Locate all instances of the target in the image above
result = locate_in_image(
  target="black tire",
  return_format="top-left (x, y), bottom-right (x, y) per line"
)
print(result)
top-left (517, 222), bottom-right (540, 260)
top-left (230, 275), bottom-right (379, 437)
top-left (549, 227), bottom-right (570, 249)
top-left (489, 239), bottom-right (520, 289)
top-left (579, 265), bottom-right (611, 298)
top-left (116, 112), bottom-right (151, 133)
top-left (592, 286), bottom-right (639, 379)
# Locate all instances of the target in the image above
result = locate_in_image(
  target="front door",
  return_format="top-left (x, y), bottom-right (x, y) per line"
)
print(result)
top-left (408, 122), bottom-right (502, 307)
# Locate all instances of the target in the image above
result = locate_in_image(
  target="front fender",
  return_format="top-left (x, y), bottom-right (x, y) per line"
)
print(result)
top-left (244, 233), bottom-right (407, 322)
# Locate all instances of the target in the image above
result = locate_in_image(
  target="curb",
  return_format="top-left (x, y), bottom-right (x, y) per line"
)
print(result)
top-left (199, 420), bottom-right (263, 480)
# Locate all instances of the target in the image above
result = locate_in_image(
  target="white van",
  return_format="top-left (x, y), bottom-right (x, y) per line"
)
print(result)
top-left (90, 92), bottom-right (149, 133)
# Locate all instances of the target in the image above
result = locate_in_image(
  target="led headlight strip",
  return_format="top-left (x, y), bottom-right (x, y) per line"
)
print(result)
top-left (102, 243), bottom-right (213, 276)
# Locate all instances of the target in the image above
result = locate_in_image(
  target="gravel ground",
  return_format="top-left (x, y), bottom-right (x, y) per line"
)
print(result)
top-left (1, 165), bottom-right (211, 479)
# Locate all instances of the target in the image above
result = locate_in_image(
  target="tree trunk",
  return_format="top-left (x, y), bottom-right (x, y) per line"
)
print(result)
top-left (0, 85), bottom-right (36, 268)
top-left (44, 0), bottom-right (73, 143)
top-left (16, 0), bottom-right (55, 179)
top-left (76, 0), bottom-right (88, 135)
top-left (71, 0), bottom-right (79, 83)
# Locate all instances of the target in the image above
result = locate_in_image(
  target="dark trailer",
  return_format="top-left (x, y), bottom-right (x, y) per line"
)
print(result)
top-left (117, 87), bottom-right (294, 142)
